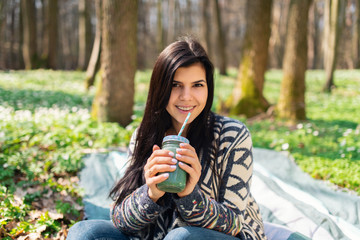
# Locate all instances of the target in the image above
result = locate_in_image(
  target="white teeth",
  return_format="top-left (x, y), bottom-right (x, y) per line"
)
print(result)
top-left (177, 106), bottom-right (193, 111)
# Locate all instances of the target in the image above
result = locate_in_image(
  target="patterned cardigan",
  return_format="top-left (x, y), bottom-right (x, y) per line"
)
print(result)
top-left (111, 114), bottom-right (267, 240)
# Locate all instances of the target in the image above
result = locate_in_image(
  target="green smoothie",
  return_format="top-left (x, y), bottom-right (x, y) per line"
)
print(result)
top-left (157, 135), bottom-right (189, 193)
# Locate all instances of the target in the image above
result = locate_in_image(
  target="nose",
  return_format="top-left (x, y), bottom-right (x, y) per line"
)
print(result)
top-left (179, 86), bottom-right (192, 101)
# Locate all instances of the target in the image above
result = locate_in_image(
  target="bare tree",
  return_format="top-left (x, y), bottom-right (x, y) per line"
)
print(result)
top-left (85, 0), bottom-right (102, 89)
top-left (157, 0), bottom-right (164, 53)
top-left (0, 0), bottom-right (6, 69)
top-left (214, 0), bottom-right (227, 75)
top-left (58, 0), bottom-right (79, 70)
top-left (185, 0), bottom-right (192, 32)
top-left (91, 0), bottom-right (138, 126)
top-left (21, 0), bottom-right (38, 69)
top-left (137, 0), bottom-right (150, 69)
top-left (229, 0), bottom-right (272, 118)
top-left (309, 1), bottom-right (323, 69)
top-left (201, 0), bottom-right (213, 61)
top-left (78, 0), bottom-right (92, 70)
top-left (268, 0), bottom-right (289, 69)
top-left (9, 1), bottom-right (16, 68)
top-left (353, 0), bottom-right (360, 68)
top-left (277, 0), bottom-right (312, 121)
top-left (323, 0), bottom-right (345, 92)
top-left (47, 0), bottom-right (58, 69)
top-left (167, 0), bottom-right (176, 45)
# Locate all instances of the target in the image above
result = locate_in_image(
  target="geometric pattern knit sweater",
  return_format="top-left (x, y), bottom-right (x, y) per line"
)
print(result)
top-left (111, 114), bottom-right (267, 240)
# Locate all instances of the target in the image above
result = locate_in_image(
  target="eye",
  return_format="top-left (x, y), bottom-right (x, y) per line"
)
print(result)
top-left (194, 83), bottom-right (204, 87)
top-left (172, 83), bottom-right (181, 88)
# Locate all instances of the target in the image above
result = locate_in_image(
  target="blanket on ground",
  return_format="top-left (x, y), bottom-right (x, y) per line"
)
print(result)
top-left (79, 148), bottom-right (360, 240)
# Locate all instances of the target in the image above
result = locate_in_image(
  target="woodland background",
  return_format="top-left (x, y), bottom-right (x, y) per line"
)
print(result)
top-left (1, 0), bottom-right (359, 71)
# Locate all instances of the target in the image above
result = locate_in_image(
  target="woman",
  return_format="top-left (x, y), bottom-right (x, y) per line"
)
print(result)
top-left (67, 37), bottom-right (266, 240)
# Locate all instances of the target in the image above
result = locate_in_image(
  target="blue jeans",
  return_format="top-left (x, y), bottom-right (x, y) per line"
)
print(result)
top-left (66, 220), bottom-right (240, 240)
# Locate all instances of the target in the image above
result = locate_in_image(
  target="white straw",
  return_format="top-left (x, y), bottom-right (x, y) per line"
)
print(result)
top-left (178, 112), bottom-right (191, 136)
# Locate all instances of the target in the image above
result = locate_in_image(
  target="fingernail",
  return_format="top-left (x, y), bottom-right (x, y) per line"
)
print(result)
top-left (180, 143), bottom-right (186, 147)
top-left (172, 158), bottom-right (177, 163)
top-left (170, 165), bottom-right (176, 169)
top-left (168, 152), bottom-right (174, 157)
top-left (179, 162), bottom-right (184, 166)
top-left (176, 154), bottom-right (182, 158)
top-left (163, 173), bottom-right (169, 178)
top-left (176, 148), bottom-right (182, 153)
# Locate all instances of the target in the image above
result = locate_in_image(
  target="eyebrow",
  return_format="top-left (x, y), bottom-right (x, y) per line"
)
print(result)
top-left (173, 80), bottom-right (206, 84)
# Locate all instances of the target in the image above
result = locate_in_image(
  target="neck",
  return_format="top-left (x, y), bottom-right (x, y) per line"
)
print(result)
top-left (166, 127), bottom-right (177, 136)
top-left (166, 126), bottom-right (188, 136)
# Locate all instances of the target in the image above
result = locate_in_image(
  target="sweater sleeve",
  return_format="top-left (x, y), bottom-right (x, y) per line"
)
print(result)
top-left (110, 128), bottom-right (172, 235)
top-left (111, 184), bottom-right (171, 235)
top-left (173, 122), bottom-right (254, 237)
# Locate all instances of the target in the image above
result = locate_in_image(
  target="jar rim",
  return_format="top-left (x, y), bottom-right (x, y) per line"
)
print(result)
top-left (163, 135), bottom-right (189, 144)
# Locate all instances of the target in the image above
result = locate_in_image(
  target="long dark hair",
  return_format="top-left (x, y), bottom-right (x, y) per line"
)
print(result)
top-left (109, 37), bottom-right (215, 205)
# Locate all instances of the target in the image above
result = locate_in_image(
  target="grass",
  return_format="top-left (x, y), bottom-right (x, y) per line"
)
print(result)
top-left (0, 68), bottom-right (359, 238)
top-left (235, 69), bottom-right (360, 193)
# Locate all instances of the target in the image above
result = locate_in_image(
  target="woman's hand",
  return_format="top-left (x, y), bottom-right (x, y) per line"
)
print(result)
top-left (176, 143), bottom-right (202, 198)
top-left (144, 145), bottom-right (177, 202)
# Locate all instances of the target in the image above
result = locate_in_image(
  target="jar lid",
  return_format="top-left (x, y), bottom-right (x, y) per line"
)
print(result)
top-left (163, 135), bottom-right (189, 144)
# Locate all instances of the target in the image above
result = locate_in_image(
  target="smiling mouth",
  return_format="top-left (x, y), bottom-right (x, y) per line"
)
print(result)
top-left (176, 106), bottom-right (194, 111)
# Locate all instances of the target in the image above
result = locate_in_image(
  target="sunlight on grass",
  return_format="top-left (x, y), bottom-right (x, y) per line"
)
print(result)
top-left (207, 69), bottom-right (360, 195)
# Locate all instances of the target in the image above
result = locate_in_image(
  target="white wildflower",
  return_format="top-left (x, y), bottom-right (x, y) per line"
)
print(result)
top-left (346, 147), bottom-right (356, 152)
top-left (343, 129), bottom-right (352, 137)
top-left (282, 143), bottom-right (289, 150)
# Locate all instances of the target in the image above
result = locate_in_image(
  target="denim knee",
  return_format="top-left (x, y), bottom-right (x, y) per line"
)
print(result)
top-left (164, 227), bottom-right (192, 240)
top-left (66, 220), bottom-right (129, 240)
top-left (164, 226), bottom-right (239, 240)
top-left (67, 221), bottom-right (93, 240)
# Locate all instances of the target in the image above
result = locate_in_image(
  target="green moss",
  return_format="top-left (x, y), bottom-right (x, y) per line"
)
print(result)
top-left (90, 69), bottom-right (103, 121)
top-left (277, 73), bottom-right (306, 121)
top-left (229, 55), bottom-right (269, 117)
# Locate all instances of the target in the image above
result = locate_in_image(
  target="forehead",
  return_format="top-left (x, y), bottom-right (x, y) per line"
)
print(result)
top-left (173, 62), bottom-right (206, 82)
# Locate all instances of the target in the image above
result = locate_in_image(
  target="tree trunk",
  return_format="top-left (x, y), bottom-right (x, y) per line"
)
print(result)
top-left (214, 0), bottom-right (227, 75)
top-left (85, 0), bottom-right (102, 89)
top-left (21, 0), bottom-right (38, 69)
top-left (58, 3), bottom-right (72, 70)
top-left (18, 1), bottom-right (24, 69)
top-left (91, 0), bottom-right (138, 126)
top-left (312, 2), bottom-right (322, 69)
top-left (268, 0), bottom-right (289, 69)
top-left (0, 1), bottom-right (6, 69)
top-left (78, 0), bottom-right (92, 70)
top-left (307, 2), bottom-right (315, 69)
top-left (137, 0), bottom-right (148, 70)
top-left (10, 1), bottom-right (16, 68)
top-left (323, 0), bottom-right (345, 92)
top-left (185, 0), bottom-right (192, 32)
top-left (47, 0), bottom-right (58, 69)
top-left (167, 0), bottom-right (175, 45)
top-left (229, 0), bottom-right (272, 118)
top-left (201, 0), bottom-right (213, 61)
top-left (277, 0), bottom-right (312, 122)
top-left (353, 0), bottom-right (360, 68)
top-left (156, 0), bottom-right (164, 53)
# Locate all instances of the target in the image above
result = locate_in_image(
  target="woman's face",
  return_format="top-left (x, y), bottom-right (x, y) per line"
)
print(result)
top-left (166, 62), bottom-right (208, 135)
